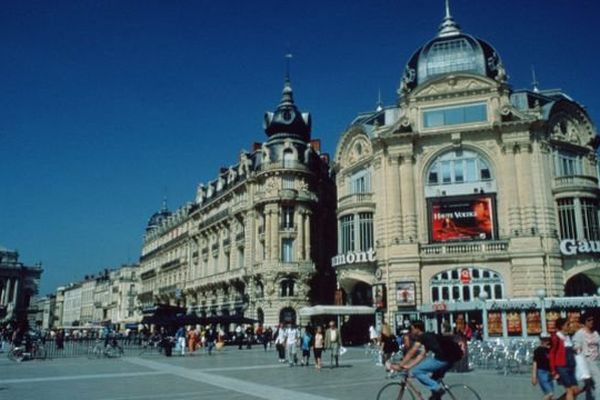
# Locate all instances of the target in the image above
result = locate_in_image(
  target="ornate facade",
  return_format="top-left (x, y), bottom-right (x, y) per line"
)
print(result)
top-left (333, 6), bottom-right (600, 334)
top-left (0, 246), bottom-right (42, 325)
top-left (138, 79), bottom-right (335, 327)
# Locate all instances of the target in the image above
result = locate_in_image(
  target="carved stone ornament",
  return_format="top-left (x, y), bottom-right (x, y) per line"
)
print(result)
top-left (296, 178), bottom-right (308, 192)
top-left (264, 176), bottom-right (280, 196)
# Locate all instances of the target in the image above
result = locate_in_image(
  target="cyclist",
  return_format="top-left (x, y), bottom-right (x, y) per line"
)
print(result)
top-left (388, 320), bottom-right (459, 400)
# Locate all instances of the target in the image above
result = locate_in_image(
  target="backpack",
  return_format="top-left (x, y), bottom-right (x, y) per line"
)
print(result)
top-left (436, 334), bottom-right (464, 363)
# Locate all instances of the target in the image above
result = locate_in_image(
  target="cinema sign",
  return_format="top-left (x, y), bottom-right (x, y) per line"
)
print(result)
top-left (331, 248), bottom-right (376, 267)
top-left (560, 239), bottom-right (600, 256)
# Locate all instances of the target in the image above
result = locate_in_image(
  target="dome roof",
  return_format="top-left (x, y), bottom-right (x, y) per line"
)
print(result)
top-left (146, 203), bottom-right (171, 232)
top-left (400, 3), bottom-right (505, 94)
top-left (263, 78), bottom-right (311, 142)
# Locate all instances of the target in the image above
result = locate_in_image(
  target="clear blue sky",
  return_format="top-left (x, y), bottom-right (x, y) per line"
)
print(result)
top-left (1, 0), bottom-right (599, 296)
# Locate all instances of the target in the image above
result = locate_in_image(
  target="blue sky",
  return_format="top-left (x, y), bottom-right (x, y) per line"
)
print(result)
top-left (1, 0), bottom-right (599, 295)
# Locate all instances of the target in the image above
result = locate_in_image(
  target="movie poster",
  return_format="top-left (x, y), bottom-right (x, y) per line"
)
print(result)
top-left (395, 282), bottom-right (416, 308)
top-left (429, 196), bottom-right (495, 242)
top-left (372, 284), bottom-right (386, 310)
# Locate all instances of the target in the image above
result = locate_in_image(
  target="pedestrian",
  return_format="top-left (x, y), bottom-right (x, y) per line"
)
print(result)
top-left (532, 333), bottom-right (555, 400)
top-left (274, 324), bottom-right (286, 363)
top-left (187, 327), bottom-right (198, 354)
top-left (325, 320), bottom-right (341, 368)
top-left (56, 329), bottom-right (65, 350)
top-left (300, 325), bottom-right (312, 366)
top-left (313, 325), bottom-right (324, 371)
top-left (573, 313), bottom-right (599, 400)
top-left (369, 324), bottom-right (378, 346)
top-left (285, 323), bottom-right (299, 367)
top-left (245, 325), bottom-right (254, 349)
top-left (235, 325), bottom-right (243, 350)
top-left (175, 326), bottom-right (186, 356)
top-left (205, 325), bottom-right (217, 356)
top-left (550, 317), bottom-right (583, 400)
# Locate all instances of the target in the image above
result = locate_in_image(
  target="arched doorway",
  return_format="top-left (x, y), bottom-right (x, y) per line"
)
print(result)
top-left (565, 273), bottom-right (598, 296)
top-left (279, 307), bottom-right (296, 324)
top-left (350, 282), bottom-right (373, 306)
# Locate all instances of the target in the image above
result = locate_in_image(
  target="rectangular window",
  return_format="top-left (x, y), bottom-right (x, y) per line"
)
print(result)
top-left (238, 248), bottom-right (244, 268)
top-left (282, 239), bottom-right (294, 262)
top-left (432, 287), bottom-right (439, 302)
top-left (340, 215), bottom-right (355, 253)
top-left (465, 159), bottom-right (477, 182)
top-left (558, 199), bottom-right (577, 239)
top-left (555, 151), bottom-right (581, 177)
top-left (581, 199), bottom-right (600, 240)
top-left (282, 206), bottom-right (294, 229)
top-left (358, 212), bottom-right (374, 251)
top-left (454, 161), bottom-right (464, 183)
top-left (350, 169), bottom-right (371, 194)
top-left (441, 161), bottom-right (452, 183)
top-left (423, 103), bottom-right (487, 128)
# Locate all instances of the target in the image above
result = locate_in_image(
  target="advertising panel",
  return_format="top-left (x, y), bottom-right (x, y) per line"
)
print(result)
top-left (372, 284), bottom-right (386, 310)
top-left (396, 282), bottom-right (416, 308)
top-left (429, 195), bottom-right (495, 242)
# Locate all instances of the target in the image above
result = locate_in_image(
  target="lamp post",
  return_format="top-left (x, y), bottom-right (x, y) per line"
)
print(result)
top-left (536, 288), bottom-right (547, 336)
top-left (479, 291), bottom-right (489, 341)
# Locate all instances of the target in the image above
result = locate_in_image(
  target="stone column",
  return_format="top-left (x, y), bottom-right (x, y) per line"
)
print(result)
top-left (297, 209), bottom-right (305, 260)
top-left (264, 210), bottom-right (272, 260)
top-left (390, 156), bottom-right (403, 240)
top-left (517, 144), bottom-right (535, 232)
top-left (505, 145), bottom-right (522, 234)
top-left (0, 279), bottom-right (5, 305)
top-left (399, 153), bottom-right (417, 240)
top-left (304, 211), bottom-right (311, 259)
top-left (5, 278), bottom-right (13, 306)
top-left (272, 206), bottom-right (280, 261)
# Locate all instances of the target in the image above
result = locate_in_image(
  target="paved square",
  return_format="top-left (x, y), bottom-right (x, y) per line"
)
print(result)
top-left (0, 347), bottom-right (544, 399)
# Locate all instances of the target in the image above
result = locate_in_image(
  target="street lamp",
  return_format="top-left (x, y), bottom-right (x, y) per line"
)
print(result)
top-left (479, 291), bottom-right (489, 341)
top-left (536, 289), bottom-right (547, 336)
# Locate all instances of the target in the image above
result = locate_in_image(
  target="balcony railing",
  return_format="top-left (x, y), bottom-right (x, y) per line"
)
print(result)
top-left (420, 240), bottom-right (509, 256)
top-left (256, 160), bottom-right (308, 172)
top-left (553, 175), bottom-right (598, 192)
top-left (338, 192), bottom-right (374, 208)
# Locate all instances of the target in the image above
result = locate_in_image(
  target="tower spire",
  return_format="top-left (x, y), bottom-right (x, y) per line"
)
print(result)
top-left (280, 53), bottom-right (294, 106)
top-left (376, 88), bottom-right (383, 112)
top-left (531, 65), bottom-right (540, 93)
top-left (438, 0), bottom-right (461, 37)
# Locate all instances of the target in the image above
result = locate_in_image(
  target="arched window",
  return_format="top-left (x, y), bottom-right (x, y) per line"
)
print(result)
top-left (280, 279), bottom-right (295, 297)
top-left (430, 267), bottom-right (504, 302)
top-left (283, 149), bottom-right (295, 168)
top-left (427, 150), bottom-right (491, 186)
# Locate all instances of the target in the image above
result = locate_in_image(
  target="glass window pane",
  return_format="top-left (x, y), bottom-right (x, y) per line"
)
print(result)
top-left (454, 161), bottom-right (464, 182)
top-left (432, 287), bottom-right (439, 302)
top-left (463, 286), bottom-right (471, 301)
top-left (442, 287), bottom-right (449, 300)
top-left (464, 104), bottom-right (487, 123)
top-left (452, 286), bottom-right (461, 300)
top-left (494, 284), bottom-right (503, 299)
top-left (442, 161), bottom-right (452, 183)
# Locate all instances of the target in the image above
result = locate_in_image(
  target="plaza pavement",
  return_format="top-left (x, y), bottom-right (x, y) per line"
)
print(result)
top-left (0, 346), bottom-right (544, 400)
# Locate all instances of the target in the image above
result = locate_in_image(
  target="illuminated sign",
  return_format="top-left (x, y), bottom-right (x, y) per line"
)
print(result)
top-left (559, 239), bottom-right (600, 256)
top-left (331, 249), bottom-right (376, 267)
top-left (429, 195), bottom-right (495, 242)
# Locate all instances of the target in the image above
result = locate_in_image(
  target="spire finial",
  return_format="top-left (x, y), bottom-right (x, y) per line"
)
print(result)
top-left (438, 0), bottom-right (461, 37)
top-left (376, 88), bottom-right (383, 112)
top-left (531, 65), bottom-right (540, 93)
top-left (161, 196), bottom-right (168, 212)
top-left (280, 53), bottom-right (295, 106)
top-left (285, 53), bottom-right (293, 81)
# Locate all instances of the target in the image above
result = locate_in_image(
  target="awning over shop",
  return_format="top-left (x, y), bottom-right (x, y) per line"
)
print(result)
top-left (298, 305), bottom-right (376, 317)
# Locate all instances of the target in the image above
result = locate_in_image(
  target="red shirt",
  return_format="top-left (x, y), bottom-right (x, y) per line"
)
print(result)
top-left (549, 333), bottom-right (567, 374)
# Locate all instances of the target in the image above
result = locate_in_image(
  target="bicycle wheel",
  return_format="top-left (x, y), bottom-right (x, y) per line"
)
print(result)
top-left (376, 382), bottom-right (415, 400)
top-left (87, 345), bottom-right (101, 359)
top-left (445, 384), bottom-right (481, 400)
top-left (9, 348), bottom-right (25, 362)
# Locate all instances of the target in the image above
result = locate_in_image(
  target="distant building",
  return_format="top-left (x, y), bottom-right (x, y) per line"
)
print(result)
top-left (0, 245), bottom-right (43, 326)
top-left (333, 5), bottom-right (600, 336)
top-left (138, 78), bottom-right (336, 327)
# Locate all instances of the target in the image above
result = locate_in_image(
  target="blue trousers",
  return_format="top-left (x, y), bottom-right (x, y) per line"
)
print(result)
top-left (412, 356), bottom-right (450, 391)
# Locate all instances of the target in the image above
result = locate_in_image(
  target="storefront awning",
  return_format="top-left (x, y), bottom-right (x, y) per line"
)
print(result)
top-left (298, 305), bottom-right (376, 317)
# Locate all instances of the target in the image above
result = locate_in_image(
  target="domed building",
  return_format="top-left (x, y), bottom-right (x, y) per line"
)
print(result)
top-left (138, 77), bottom-right (336, 327)
top-left (333, 4), bottom-right (600, 338)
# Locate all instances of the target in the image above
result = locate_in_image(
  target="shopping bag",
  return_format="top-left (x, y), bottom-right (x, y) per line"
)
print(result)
top-left (339, 346), bottom-right (347, 356)
top-left (575, 353), bottom-right (591, 381)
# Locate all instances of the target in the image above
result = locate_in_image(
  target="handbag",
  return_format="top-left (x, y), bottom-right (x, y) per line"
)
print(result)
top-left (339, 346), bottom-right (347, 356)
top-left (575, 353), bottom-right (591, 381)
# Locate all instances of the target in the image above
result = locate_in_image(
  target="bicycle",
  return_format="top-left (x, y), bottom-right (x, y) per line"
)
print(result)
top-left (376, 371), bottom-right (481, 400)
top-left (7, 340), bottom-right (47, 362)
top-left (138, 337), bottom-right (163, 356)
top-left (87, 340), bottom-right (124, 359)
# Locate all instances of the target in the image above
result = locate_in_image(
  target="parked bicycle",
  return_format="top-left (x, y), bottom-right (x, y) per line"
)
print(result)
top-left (87, 339), bottom-right (124, 359)
top-left (376, 371), bottom-right (481, 400)
top-left (8, 339), bottom-right (47, 362)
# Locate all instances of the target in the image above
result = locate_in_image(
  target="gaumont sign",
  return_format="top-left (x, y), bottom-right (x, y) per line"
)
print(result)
top-left (560, 239), bottom-right (600, 256)
top-left (331, 249), bottom-right (376, 267)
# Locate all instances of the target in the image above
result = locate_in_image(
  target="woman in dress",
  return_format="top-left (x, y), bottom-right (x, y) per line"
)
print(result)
top-left (573, 313), bottom-right (600, 400)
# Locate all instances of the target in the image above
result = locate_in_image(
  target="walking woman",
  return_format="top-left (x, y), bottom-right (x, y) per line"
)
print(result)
top-left (574, 313), bottom-right (600, 400)
top-left (550, 317), bottom-right (583, 400)
top-left (313, 325), bottom-right (324, 370)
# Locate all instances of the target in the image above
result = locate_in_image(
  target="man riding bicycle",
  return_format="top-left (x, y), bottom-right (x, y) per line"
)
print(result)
top-left (388, 320), bottom-right (462, 400)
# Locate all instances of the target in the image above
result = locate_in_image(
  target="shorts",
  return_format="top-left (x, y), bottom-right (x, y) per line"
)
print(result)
top-left (537, 369), bottom-right (554, 394)
top-left (557, 366), bottom-right (578, 387)
top-left (313, 348), bottom-right (323, 359)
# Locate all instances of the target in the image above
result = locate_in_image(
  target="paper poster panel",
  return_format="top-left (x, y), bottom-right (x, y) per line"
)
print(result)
top-left (430, 196), bottom-right (495, 242)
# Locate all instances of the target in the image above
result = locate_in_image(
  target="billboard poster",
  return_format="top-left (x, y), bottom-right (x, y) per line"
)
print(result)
top-left (372, 284), bottom-right (386, 310)
top-left (429, 196), bottom-right (495, 242)
top-left (395, 282), bottom-right (416, 308)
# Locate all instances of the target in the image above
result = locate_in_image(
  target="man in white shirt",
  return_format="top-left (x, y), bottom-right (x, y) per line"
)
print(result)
top-left (325, 321), bottom-right (341, 368)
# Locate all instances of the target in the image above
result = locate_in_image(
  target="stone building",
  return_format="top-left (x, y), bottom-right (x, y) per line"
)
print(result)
top-left (0, 246), bottom-right (43, 325)
top-left (333, 5), bottom-right (600, 335)
top-left (138, 78), bottom-right (336, 327)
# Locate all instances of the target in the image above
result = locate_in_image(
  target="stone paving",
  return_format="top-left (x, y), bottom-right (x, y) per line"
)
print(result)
top-left (0, 346), bottom-right (548, 399)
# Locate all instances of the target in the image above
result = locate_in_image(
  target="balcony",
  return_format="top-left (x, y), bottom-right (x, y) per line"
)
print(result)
top-left (420, 240), bottom-right (509, 257)
top-left (256, 160), bottom-right (308, 172)
top-left (338, 192), bottom-right (375, 211)
top-left (552, 175), bottom-right (599, 194)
